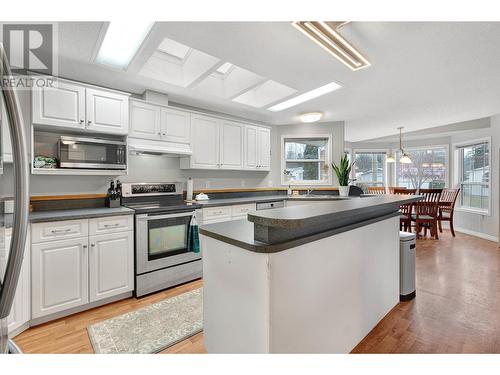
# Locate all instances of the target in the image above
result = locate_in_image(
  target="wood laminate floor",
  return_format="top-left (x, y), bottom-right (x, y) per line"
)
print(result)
top-left (14, 230), bottom-right (500, 354)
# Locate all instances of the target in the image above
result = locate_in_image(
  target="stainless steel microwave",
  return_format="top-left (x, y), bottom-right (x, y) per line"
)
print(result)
top-left (58, 136), bottom-right (127, 170)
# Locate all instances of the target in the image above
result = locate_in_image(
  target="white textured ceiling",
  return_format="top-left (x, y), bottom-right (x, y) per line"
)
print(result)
top-left (55, 22), bottom-right (500, 141)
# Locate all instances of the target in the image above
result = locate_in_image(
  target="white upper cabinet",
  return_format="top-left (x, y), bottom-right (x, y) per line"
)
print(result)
top-left (181, 113), bottom-right (271, 171)
top-left (85, 88), bottom-right (129, 134)
top-left (160, 107), bottom-right (191, 144)
top-left (32, 81), bottom-right (86, 129)
top-left (88, 231), bottom-right (134, 303)
top-left (244, 125), bottom-right (258, 170)
top-left (220, 121), bottom-right (244, 169)
top-left (129, 100), bottom-right (161, 140)
top-left (189, 114), bottom-right (220, 169)
top-left (257, 127), bottom-right (271, 170)
top-left (32, 79), bottom-right (129, 135)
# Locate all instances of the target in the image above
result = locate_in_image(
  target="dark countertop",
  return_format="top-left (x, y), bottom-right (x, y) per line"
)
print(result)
top-left (29, 206), bottom-right (135, 223)
top-left (247, 195), bottom-right (420, 229)
top-left (200, 194), bottom-right (423, 251)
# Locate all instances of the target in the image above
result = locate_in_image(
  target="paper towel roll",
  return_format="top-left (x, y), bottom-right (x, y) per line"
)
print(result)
top-left (186, 178), bottom-right (194, 201)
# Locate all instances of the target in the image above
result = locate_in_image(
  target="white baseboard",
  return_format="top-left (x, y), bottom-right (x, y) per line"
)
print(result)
top-left (454, 227), bottom-right (498, 243)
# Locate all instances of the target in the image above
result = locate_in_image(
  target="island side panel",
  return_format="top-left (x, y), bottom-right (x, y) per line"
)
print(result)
top-left (201, 235), bottom-right (271, 353)
top-left (268, 215), bottom-right (400, 353)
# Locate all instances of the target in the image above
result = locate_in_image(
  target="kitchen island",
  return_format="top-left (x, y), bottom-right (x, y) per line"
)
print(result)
top-left (199, 194), bottom-right (421, 353)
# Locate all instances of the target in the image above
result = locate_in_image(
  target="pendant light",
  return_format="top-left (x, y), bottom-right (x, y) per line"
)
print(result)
top-left (398, 126), bottom-right (412, 164)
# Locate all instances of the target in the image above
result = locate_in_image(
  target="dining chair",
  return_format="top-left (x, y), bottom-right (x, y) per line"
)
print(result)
top-left (418, 188), bottom-right (442, 202)
top-left (414, 201), bottom-right (440, 239)
top-left (367, 186), bottom-right (386, 194)
top-left (400, 203), bottom-right (412, 232)
top-left (437, 188), bottom-right (460, 237)
top-left (393, 188), bottom-right (416, 195)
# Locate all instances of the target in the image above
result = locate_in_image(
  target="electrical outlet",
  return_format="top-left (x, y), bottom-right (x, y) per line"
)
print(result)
top-left (241, 180), bottom-right (245, 187)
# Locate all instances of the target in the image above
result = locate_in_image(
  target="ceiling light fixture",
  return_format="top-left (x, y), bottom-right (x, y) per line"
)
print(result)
top-left (268, 81), bottom-right (341, 112)
top-left (300, 112), bottom-right (323, 123)
top-left (292, 21), bottom-right (371, 71)
top-left (96, 21), bottom-right (154, 69)
top-left (397, 127), bottom-right (412, 164)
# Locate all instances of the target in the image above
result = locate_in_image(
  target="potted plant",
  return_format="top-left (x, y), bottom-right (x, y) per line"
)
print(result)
top-left (332, 153), bottom-right (355, 197)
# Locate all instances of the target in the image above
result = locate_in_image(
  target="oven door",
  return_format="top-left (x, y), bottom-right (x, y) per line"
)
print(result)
top-left (136, 212), bottom-right (201, 274)
top-left (59, 136), bottom-right (127, 169)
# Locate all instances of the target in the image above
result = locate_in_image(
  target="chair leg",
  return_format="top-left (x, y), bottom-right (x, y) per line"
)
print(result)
top-left (438, 218), bottom-right (443, 233)
top-left (434, 220), bottom-right (439, 240)
top-left (449, 218), bottom-right (456, 237)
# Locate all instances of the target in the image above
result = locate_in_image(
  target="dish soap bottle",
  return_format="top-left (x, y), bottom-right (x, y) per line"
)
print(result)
top-left (287, 184), bottom-right (292, 196)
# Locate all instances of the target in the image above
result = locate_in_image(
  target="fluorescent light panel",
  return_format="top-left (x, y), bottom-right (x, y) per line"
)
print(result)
top-left (96, 21), bottom-right (154, 69)
top-left (292, 21), bottom-right (370, 71)
top-left (267, 81), bottom-right (341, 112)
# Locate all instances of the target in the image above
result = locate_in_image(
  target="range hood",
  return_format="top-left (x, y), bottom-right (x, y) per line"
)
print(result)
top-left (128, 137), bottom-right (192, 156)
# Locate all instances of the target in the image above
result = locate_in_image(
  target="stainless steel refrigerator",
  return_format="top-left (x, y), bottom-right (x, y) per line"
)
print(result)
top-left (0, 44), bottom-right (30, 354)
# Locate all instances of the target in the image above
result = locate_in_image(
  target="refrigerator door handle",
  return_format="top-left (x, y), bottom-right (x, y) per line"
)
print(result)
top-left (0, 44), bottom-right (30, 320)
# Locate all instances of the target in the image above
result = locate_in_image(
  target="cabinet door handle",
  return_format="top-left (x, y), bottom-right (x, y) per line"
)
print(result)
top-left (87, 120), bottom-right (92, 124)
top-left (51, 228), bottom-right (72, 234)
top-left (162, 132), bottom-right (166, 136)
top-left (103, 223), bottom-right (120, 228)
top-left (79, 119), bottom-right (84, 124)
top-left (91, 243), bottom-right (95, 247)
top-left (83, 245), bottom-right (88, 249)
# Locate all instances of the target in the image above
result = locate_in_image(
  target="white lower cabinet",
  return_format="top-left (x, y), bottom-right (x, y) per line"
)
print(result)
top-left (6, 229), bottom-right (31, 336)
top-left (31, 237), bottom-right (89, 319)
top-left (198, 203), bottom-right (256, 224)
top-left (31, 215), bottom-right (134, 320)
top-left (89, 231), bottom-right (134, 303)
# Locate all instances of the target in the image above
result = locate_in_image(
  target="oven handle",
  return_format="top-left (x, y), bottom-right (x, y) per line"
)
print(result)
top-left (136, 212), bottom-right (195, 221)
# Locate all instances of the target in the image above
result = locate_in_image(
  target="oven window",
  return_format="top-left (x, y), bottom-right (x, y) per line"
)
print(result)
top-left (147, 216), bottom-right (191, 260)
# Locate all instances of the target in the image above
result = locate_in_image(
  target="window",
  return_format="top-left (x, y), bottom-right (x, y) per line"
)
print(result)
top-left (354, 151), bottom-right (386, 187)
top-left (282, 136), bottom-right (331, 185)
top-left (456, 140), bottom-right (490, 213)
top-left (395, 147), bottom-right (448, 189)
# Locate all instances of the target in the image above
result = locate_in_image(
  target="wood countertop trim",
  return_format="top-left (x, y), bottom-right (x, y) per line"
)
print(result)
top-left (30, 194), bottom-right (107, 201)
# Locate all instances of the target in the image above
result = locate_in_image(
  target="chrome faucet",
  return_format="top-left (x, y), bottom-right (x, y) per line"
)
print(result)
top-left (306, 188), bottom-right (315, 196)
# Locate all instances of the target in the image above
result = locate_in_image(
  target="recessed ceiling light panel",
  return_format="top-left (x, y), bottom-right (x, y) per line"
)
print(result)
top-left (96, 21), bottom-right (154, 70)
top-left (292, 21), bottom-right (371, 71)
top-left (267, 81), bottom-right (341, 112)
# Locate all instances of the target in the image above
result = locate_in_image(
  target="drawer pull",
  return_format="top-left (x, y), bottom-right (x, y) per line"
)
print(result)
top-left (103, 223), bottom-right (120, 228)
top-left (51, 228), bottom-right (72, 234)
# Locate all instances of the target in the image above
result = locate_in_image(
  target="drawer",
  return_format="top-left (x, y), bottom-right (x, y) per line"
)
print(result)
top-left (202, 206), bottom-right (231, 221)
top-left (32, 219), bottom-right (88, 243)
top-left (89, 215), bottom-right (134, 235)
top-left (231, 203), bottom-right (256, 217)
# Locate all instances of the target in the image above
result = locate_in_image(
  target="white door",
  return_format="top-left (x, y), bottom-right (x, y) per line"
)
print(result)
top-left (32, 237), bottom-right (89, 318)
top-left (1, 100), bottom-right (12, 163)
top-left (220, 121), bottom-right (244, 169)
top-left (129, 100), bottom-right (161, 140)
top-left (86, 88), bottom-right (129, 134)
top-left (160, 108), bottom-right (191, 144)
top-left (244, 125), bottom-right (258, 170)
top-left (88, 231), bottom-right (134, 303)
top-left (190, 114), bottom-right (220, 169)
top-left (258, 128), bottom-right (271, 170)
top-left (32, 81), bottom-right (85, 129)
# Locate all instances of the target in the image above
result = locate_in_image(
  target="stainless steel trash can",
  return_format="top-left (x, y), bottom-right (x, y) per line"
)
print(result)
top-left (399, 231), bottom-right (416, 301)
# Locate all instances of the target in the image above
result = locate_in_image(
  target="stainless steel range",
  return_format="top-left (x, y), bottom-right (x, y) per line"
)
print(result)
top-left (121, 182), bottom-right (202, 297)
